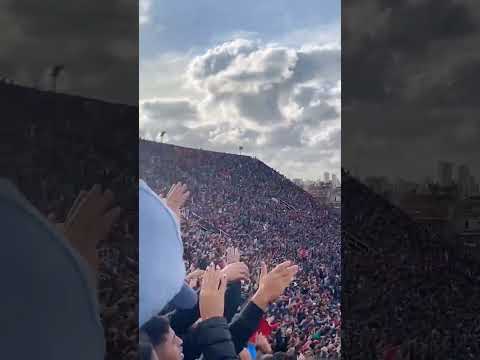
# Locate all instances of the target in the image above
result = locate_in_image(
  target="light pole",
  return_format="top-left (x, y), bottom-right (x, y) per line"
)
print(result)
top-left (50, 65), bottom-right (64, 92)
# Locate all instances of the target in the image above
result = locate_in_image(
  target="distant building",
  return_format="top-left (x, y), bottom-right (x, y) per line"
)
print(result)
top-left (324, 172), bottom-right (330, 183)
top-left (364, 176), bottom-right (392, 199)
top-left (304, 179), bottom-right (315, 187)
top-left (293, 178), bottom-right (304, 187)
top-left (438, 161), bottom-right (453, 187)
top-left (457, 164), bottom-right (470, 198)
top-left (332, 174), bottom-right (340, 187)
top-left (400, 193), bottom-right (455, 224)
top-left (453, 197), bottom-right (480, 233)
top-left (419, 176), bottom-right (434, 193)
top-left (304, 181), bottom-right (340, 207)
top-left (452, 196), bottom-right (480, 248)
top-left (468, 175), bottom-right (476, 196)
top-left (331, 186), bottom-right (341, 207)
top-left (394, 178), bottom-right (418, 195)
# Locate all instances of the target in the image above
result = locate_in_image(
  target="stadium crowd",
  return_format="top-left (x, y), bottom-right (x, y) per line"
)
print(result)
top-left (2, 84), bottom-right (138, 359)
top-left (140, 140), bottom-right (341, 359)
top-left (342, 169), bottom-right (480, 359)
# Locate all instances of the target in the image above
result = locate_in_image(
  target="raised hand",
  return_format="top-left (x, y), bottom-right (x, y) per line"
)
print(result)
top-left (225, 246), bottom-right (240, 264)
top-left (166, 182), bottom-right (190, 222)
top-left (255, 333), bottom-right (272, 354)
top-left (186, 268), bottom-right (205, 281)
top-left (221, 261), bottom-right (250, 282)
top-left (186, 268), bottom-right (205, 288)
top-left (199, 264), bottom-right (228, 320)
top-left (48, 189), bottom-right (88, 233)
top-left (239, 349), bottom-right (252, 360)
top-left (61, 184), bottom-right (121, 273)
top-left (252, 261), bottom-right (299, 311)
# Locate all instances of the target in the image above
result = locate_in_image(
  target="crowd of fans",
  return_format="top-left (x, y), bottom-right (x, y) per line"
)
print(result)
top-left (342, 169), bottom-right (480, 359)
top-left (2, 83), bottom-right (138, 359)
top-left (140, 140), bottom-right (341, 359)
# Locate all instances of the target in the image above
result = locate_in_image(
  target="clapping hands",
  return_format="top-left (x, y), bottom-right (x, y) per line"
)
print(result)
top-left (166, 182), bottom-right (190, 222)
top-left (186, 268), bottom-right (205, 288)
top-left (199, 264), bottom-right (228, 320)
top-left (252, 260), bottom-right (299, 311)
top-left (53, 184), bottom-right (121, 273)
top-left (225, 246), bottom-right (240, 264)
top-left (222, 247), bottom-right (250, 282)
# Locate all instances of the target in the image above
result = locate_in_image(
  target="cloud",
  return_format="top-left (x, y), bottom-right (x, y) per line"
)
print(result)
top-left (141, 38), bottom-right (340, 180)
top-left (343, 0), bottom-right (480, 180)
top-left (0, 0), bottom-right (137, 105)
top-left (140, 0), bottom-right (151, 25)
top-left (186, 39), bottom-right (340, 127)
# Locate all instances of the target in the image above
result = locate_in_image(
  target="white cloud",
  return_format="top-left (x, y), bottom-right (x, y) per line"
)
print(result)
top-left (140, 0), bottom-right (151, 25)
top-left (280, 23), bottom-right (340, 48)
top-left (140, 38), bottom-right (340, 180)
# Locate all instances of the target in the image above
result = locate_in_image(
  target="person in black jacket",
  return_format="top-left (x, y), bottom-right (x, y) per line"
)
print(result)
top-left (141, 264), bottom-right (238, 360)
top-left (188, 263), bottom-right (239, 359)
top-left (168, 260), bottom-right (299, 360)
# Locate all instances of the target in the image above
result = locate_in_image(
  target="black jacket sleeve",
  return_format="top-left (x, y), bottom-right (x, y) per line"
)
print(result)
top-left (195, 317), bottom-right (239, 360)
top-left (166, 297), bottom-right (200, 336)
top-left (166, 295), bottom-right (202, 360)
top-left (224, 281), bottom-right (242, 323)
top-left (229, 301), bottom-right (264, 354)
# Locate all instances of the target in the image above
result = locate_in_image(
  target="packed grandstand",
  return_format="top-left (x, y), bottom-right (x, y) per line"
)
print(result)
top-left (342, 169), bottom-right (480, 359)
top-left (7, 80), bottom-right (480, 359)
top-left (2, 83), bottom-right (138, 360)
top-left (140, 139), bottom-right (341, 358)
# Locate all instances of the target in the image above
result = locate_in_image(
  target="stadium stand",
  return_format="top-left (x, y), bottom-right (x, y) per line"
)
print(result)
top-left (342, 169), bottom-right (480, 359)
top-left (1, 83), bottom-right (138, 360)
top-left (140, 139), bottom-right (341, 357)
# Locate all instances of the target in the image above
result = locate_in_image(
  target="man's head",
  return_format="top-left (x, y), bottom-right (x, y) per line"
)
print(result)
top-left (140, 316), bottom-right (183, 360)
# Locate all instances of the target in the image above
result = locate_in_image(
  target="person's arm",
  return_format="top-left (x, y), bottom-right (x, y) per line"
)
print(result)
top-left (175, 280), bottom-right (242, 360)
top-left (228, 301), bottom-right (264, 354)
top-left (220, 260), bottom-right (249, 323)
top-left (224, 281), bottom-right (242, 323)
top-left (228, 260), bottom-right (299, 354)
top-left (221, 246), bottom-right (249, 324)
top-left (55, 185), bottom-right (121, 287)
top-left (195, 317), bottom-right (239, 360)
top-left (166, 293), bottom-right (200, 336)
top-left (196, 264), bottom-right (239, 360)
top-left (255, 334), bottom-right (272, 356)
top-left (165, 182), bottom-right (190, 222)
top-left (178, 328), bottom-right (201, 360)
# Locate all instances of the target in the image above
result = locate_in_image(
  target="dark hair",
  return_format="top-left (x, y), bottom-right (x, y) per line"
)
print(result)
top-left (272, 352), bottom-right (289, 360)
top-left (198, 258), bottom-right (209, 270)
top-left (140, 315), bottom-right (171, 346)
top-left (139, 332), bottom-right (154, 360)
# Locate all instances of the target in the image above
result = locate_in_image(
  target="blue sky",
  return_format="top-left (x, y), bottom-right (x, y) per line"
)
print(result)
top-left (140, 0), bottom-right (340, 181)
top-left (141, 0), bottom-right (339, 55)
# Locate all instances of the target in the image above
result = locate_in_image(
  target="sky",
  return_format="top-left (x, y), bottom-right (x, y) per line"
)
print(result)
top-left (0, 0), bottom-right (137, 105)
top-left (342, 0), bottom-right (480, 183)
top-left (139, 0), bottom-right (341, 181)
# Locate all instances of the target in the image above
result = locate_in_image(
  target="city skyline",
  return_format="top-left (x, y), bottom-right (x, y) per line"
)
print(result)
top-left (343, 0), bottom-right (480, 184)
top-left (353, 160), bottom-right (478, 187)
top-left (359, 159), bottom-right (479, 201)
